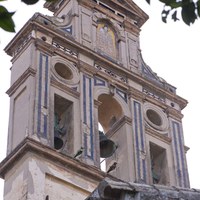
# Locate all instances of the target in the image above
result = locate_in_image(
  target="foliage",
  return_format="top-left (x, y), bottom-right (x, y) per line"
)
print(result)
top-left (0, 3), bottom-right (15, 32)
top-left (0, 0), bottom-right (199, 33)
top-left (146, 0), bottom-right (200, 25)
top-left (0, 0), bottom-right (55, 32)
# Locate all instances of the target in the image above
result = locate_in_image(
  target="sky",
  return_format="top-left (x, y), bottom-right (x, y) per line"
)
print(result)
top-left (0, 0), bottom-right (199, 198)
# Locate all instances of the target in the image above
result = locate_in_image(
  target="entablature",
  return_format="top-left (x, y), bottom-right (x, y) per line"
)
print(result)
top-left (5, 12), bottom-right (187, 112)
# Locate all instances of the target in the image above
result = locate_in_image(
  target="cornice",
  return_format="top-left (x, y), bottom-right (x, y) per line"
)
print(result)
top-left (145, 127), bottom-right (172, 144)
top-left (0, 137), bottom-right (105, 181)
top-left (106, 116), bottom-right (132, 138)
top-left (129, 88), bottom-right (145, 103)
top-left (79, 60), bottom-right (99, 76)
top-left (6, 67), bottom-right (36, 97)
top-left (4, 13), bottom-right (40, 56)
top-left (123, 20), bottom-right (140, 36)
top-left (143, 95), bottom-right (167, 110)
top-left (50, 77), bottom-right (80, 99)
top-left (129, 74), bottom-right (188, 110)
top-left (166, 107), bottom-right (184, 121)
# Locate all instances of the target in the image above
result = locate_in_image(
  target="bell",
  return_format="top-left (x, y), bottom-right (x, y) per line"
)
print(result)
top-left (54, 136), bottom-right (64, 150)
top-left (99, 131), bottom-right (117, 158)
top-left (54, 128), bottom-right (64, 150)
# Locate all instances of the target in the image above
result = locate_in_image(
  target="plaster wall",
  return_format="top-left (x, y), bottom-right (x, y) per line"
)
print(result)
top-left (107, 121), bottom-right (135, 182)
top-left (165, 98), bottom-right (180, 111)
top-left (7, 77), bottom-right (35, 154)
top-left (4, 155), bottom-right (30, 200)
top-left (4, 152), bottom-right (99, 200)
top-left (56, 0), bottom-right (75, 18)
top-left (10, 44), bottom-right (35, 85)
top-left (79, 54), bottom-right (94, 67)
top-left (129, 80), bottom-right (142, 91)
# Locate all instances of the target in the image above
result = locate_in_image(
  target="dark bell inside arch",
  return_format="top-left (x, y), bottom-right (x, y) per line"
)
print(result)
top-left (99, 131), bottom-right (117, 158)
top-left (54, 136), bottom-right (64, 150)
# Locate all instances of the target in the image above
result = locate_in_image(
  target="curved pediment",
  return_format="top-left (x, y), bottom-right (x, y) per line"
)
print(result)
top-left (45, 0), bottom-right (148, 27)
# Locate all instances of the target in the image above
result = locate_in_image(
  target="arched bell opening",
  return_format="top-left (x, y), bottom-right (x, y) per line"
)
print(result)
top-left (98, 94), bottom-right (123, 132)
top-left (97, 94), bottom-right (123, 171)
top-left (54, 94), bottom-right (73, 154)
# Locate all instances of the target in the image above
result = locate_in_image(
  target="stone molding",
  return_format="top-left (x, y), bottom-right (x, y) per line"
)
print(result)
top-left (50, 77), bottom-right (80, 99)
top-left (143, 102), bottom-right (169, 132)
top-left (145, 127), bottom-right (172, 144)
top-left (6, 67), bottom-right (36, 97)
top-left (51, 55), bottom-right (80, 85)
top-left (86, 178), bottom-right (200, 200)
top-left (0, 137), bottom-right (105, 181)
top-left (106, 116), bottom-right (132, 138)
top-left (166, 107), bottom-right (184, 121)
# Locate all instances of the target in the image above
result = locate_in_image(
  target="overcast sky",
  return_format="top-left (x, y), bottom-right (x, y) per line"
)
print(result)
top-left (0, 0), bottom-right (199, 198)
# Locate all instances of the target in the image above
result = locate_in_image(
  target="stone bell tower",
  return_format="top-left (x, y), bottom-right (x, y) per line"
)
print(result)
top-left (0, 0), bottom-right (193, 199)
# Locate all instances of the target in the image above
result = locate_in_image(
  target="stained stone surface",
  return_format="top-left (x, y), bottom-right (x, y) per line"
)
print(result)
top-left (86, 178), bottom-right (200, 200)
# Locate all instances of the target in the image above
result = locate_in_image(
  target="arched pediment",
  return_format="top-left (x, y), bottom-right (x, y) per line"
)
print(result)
top-left (96, 22), bottom-right (118, 59)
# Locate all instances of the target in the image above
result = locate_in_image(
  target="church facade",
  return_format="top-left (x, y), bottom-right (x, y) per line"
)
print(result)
top-left (1, 0), bottom-right (199, 199)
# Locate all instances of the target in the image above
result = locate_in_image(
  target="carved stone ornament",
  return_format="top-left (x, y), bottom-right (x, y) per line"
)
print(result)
top-left (144, 102), bottom-right (169, 133)
top-left (46, 10), bottom-right (73, 27)
top-left (51, 56), bottom-right (79, 85)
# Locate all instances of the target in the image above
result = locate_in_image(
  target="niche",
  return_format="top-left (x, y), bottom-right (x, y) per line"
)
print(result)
top-left (54, 94), bottom-right (73, 154)
top-left (96, 22), bottom-right (118, 59)
top-left (150, 142), bottom-right (169, 185)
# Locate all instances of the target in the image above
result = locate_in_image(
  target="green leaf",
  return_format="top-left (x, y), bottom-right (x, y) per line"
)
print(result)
top-left (145, 0), bottom-right (150, 4)
top-left (21, 0), bottom-right (39, 5)
top-left (197, 0), bottom-right (200, 17)
top-left (168, 2), bottom-right (182, 9)
top-left (181, 2), bottom-right (197, 25)
top-left (159, 0), bottom-right (182, 8)
top-left (172, 10), bottom-right (179, 22)
top-left (0, 5), bottom-right (15, 32)
top-left (161, 9), bottom-right (170, 23)
top-left (159, 0), bottom-right (175, 5)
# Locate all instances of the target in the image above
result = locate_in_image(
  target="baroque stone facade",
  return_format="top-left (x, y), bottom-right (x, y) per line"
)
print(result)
top-left (0, 0), bottom-right (198, 199)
